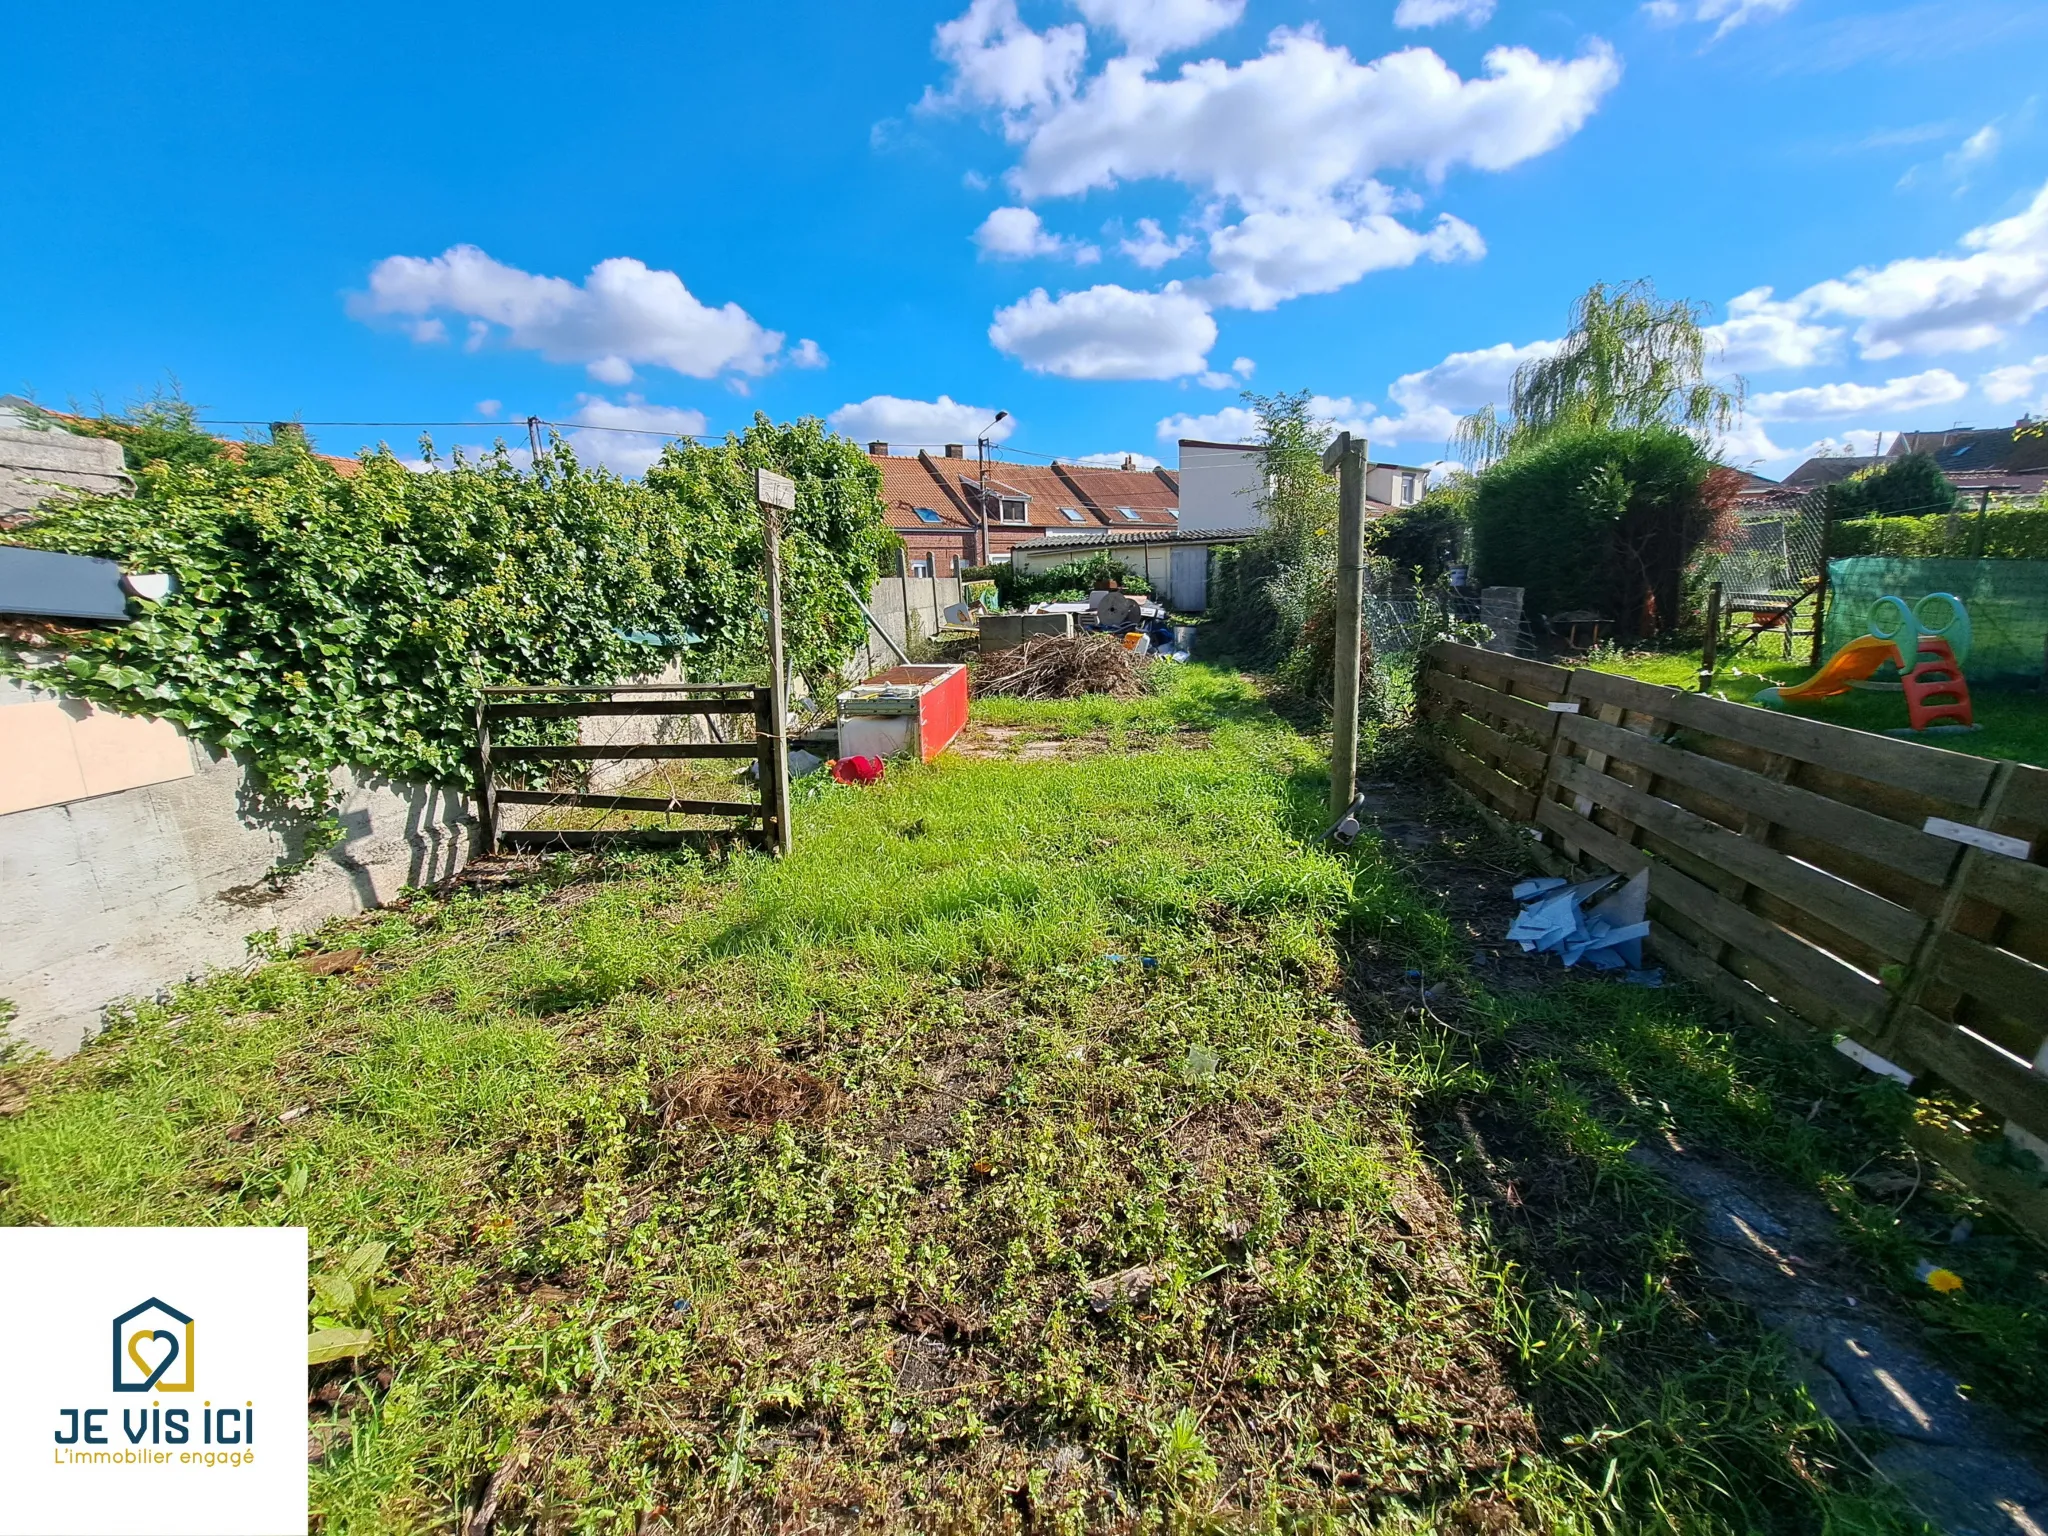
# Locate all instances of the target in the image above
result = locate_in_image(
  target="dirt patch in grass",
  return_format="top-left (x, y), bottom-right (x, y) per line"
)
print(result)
top-left (947, 722), bottom-right (1212, 760)
top-left (657, 1067), bottom-right (846, 1132)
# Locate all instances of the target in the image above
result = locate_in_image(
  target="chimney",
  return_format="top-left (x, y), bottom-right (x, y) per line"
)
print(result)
top-left (867, 440), bottom-right (888, 456)
top-left (944, 443), bottom-right (964, 458)
top-left (1122, 454), bottom-right (1136, 471)
top-left (270, 421), bottom-right (307, 447)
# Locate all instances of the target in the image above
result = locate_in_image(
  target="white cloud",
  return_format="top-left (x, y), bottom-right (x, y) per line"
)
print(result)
top-left (827, 394), bottom-right (1017, 446)
top-left (1201, 204), bottom-right (1483, 309)
top-left (350, 245), bottom-right (785, 382)
top-left (1232, 356), bottom-right (1255, 377)
top-left (1949, 123), bottom-right (2001, 174)
top-left (789, 338), bottom-right (829, 368)
top-left (1981, 355), bottom-right (2048, 405)
top-left (1394, 0), bottom-right (1497, 29)
top-left (1197, 370), bottom-right (1235, 388)
top-left (927, 0), bottom-right (1087, 123)
top-left (476, 399), bottom-right (502, 418)
top-left (1645, 0), bottom-right (1798, 40)
top-left (1714, 422), bottom-right (1891, 479)
top-left (1010, 34), bottom-right (1621, 205)
top-left (410, 318), bottom-right (448, 344)
top-left (1706, 287), bottom-right (1841, 372)
top-left (1795, 177), bottom-right (2048, 357)
top-left (1158, 404), bottom-right (1260, 442)
top-left (1072, 449), bottom-right (1165, 469)
top-left (1750, 368), bottom-right (1968, 421)
top-left (1120, 216), bottom-right (1196, 268)
top-left (990, 282), bottom-right (1218, 378)
top-left (562, 395), bottom-right (710, 476)
top-left (1073, 0), bottom-right (1245, 57)
top-left (974, 205), bottom-right (1101, 262)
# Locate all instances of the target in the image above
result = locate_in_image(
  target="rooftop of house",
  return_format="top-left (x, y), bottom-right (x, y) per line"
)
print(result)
top-left (1888, 422), bottom-right (2048, 476)
top-left (864, 444), bottom-right (1178, 533)
top-left (1780, 454), bottom-right (1888, 488)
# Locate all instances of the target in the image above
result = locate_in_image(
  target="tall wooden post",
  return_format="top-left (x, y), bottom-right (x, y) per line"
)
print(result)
top-left (1323, 431), bottom-right (1368, 816)
top-left (756, 469), bottom-right (797, 858)
top-left (474, 697), bottom-right (498, 856)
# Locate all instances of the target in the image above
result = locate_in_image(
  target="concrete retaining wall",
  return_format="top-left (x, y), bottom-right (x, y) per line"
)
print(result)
top-left (841, 575), bottom-right (963, 682)
top-left (1, 675), bottom-right (472, 1058)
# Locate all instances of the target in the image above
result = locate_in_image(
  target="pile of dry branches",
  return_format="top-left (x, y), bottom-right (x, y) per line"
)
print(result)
top-left (971, 632), bottom-right (1149, 701)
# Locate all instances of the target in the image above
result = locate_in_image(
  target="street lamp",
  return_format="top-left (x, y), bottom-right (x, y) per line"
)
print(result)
top-left (976, 411), bottom-right (1008, 567)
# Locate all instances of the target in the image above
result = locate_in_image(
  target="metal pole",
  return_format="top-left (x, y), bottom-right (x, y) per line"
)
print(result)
top-left (1326, 431), bottom-right (1367, 816)
top-left (976, 437), bottom-right (990, 567)
top-left (1699, 580), bottom-right (1721, 693)
top-left (526, 415), bottom-right (544, 469)
top-left (841, 575), bottom-right (912, 666)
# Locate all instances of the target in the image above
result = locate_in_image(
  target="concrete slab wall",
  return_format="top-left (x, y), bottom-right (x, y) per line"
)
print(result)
top-left (1, 675), bottom-right (473, 1058)
top-left (842, 575), bottom-right (963, 682)
top-left (0, 412), bottom-right (134, 520)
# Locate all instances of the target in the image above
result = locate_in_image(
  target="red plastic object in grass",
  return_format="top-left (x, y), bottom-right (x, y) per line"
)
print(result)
top-left (831, 755), bottom-right (886, 785)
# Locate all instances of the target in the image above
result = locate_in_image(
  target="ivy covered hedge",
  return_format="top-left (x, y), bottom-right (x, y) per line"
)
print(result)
top-left (2, 415), bottom-right (891, 810)
top-left (1828, 502), bottom-right (2048, 560)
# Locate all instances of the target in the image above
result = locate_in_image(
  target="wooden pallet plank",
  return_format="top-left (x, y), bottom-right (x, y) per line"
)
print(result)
top-left (499, 829), bottom-right (731, 850)
top-left (1892, 1006), bottom-right (2048, 1137)
top-left (484, 699), bottom-right (758, 720)
top-left (1567, 670), bottom-right (1998, 807)
top-left (493, 789), bottom-right (762, 819)
top-left (1437, 740), bottom-right (1538, 822)
top-left (1552, 757), bottom-right (1928, 961)
top-left (1426, 642), bottom-right (1573, 697)
top-left (1536, 793), bottom-right (1884, 1028)
top-left (1645, 859), bottom-right (1887, 1029)
top-left (1960, 848), bottom-right (2048, 924)
top-left (1559, 713), bottom-right (1961, 886)
top-left (1447, 711), bottom-right (1550, 780)
top-left (1927, 931), bottom-right (2048, 1034)
top-left (490, 743), bottom-right (761, 762)
top-left (1424, 670), bottom-right (1564, 736)
top-left (480, 682), bottom-right (758, 695)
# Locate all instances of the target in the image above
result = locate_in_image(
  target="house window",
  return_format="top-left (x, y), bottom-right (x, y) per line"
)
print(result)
top-left (913, 506), bottom-right (943, 524)
top-left (1400, 473), bottom-right (1418, 504)
top-left (998, 498), bottom-right (1028, 523)
top-left (1057, 506), bottom-right (1086, 523)
top-left (1116, 506), bottom-right (1140, 521)
top-left (910, 555), bottom-right (933, 577)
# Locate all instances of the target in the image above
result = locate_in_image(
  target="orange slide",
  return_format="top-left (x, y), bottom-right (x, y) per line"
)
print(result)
top-left (1758, 634), bottom-right (1901, 704)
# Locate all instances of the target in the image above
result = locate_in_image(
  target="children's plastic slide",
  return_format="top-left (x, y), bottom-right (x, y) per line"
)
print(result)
top-left (1754, 634), bottom-right (1901, 704)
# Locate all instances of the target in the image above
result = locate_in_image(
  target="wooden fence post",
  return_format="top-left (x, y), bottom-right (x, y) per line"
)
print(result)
top-left (474, 698), bottom-right (498, 856)
top-left (757, 469), bottom-right (797, 858)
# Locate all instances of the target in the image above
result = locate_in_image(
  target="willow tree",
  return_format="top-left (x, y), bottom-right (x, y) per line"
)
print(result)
top-left (1455, 280), bottom-right (1743, 466)
top-left (1457, 281), bottom-right (1745, 637)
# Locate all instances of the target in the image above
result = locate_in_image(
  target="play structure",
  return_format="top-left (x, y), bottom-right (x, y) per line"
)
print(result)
top-left (1757, 592), bottom-right (1975, 731)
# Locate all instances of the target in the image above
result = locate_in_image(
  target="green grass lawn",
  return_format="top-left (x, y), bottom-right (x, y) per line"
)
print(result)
top-left (1576, 645), bottom-right (2048, 768)
top-left (1, 663), bottom-right (1986, 1533)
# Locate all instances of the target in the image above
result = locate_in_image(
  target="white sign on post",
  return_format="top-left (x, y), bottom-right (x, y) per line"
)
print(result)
top-left (755, 469), bottom-right (797, 511)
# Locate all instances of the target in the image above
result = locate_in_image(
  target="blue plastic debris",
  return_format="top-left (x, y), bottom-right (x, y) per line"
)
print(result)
top-left (1505, 869), bottom-right (1652, 974)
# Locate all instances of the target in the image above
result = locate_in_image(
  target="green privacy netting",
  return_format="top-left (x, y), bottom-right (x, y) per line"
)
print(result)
top-left (1825, 558), bottom-right (2048, 683)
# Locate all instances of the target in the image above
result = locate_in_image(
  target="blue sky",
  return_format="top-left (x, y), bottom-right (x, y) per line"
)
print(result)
top-left (6, 0), bottom-right (2047, 479)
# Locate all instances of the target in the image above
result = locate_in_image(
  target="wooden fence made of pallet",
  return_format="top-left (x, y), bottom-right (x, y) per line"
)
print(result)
top-left (1420, 640), bottom-right (2048, 1233)
top-left (475, 683), bottom-right (781, 854)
